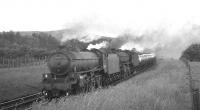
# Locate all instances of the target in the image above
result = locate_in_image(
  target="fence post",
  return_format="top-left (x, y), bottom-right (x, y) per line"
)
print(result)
top-left (12, 59), bottom-right (14, 68)
top-left (24, 56), bottom-right (26, 66)
top-left (193, 88), bottom-right (199, 110)
top-left (2, 57), bottom-right (4, 66)
top-left (45, 56), bottom-right (47, 63)
top-left (186, 61), bottom-right (195, 110)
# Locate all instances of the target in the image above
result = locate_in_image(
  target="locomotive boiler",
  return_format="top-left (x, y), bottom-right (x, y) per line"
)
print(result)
top-left (47, 51), bottom-right (99, 75)
top-left (42, 48), bottom-right (156, 98)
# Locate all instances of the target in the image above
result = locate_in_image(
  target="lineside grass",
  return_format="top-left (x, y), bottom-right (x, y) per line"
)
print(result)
top-left (188, 62), bottom-right (200, 89)
top-left (33, 59), bottom-right (191, 110)
top-left (0, 65), bottom-right (49, 102)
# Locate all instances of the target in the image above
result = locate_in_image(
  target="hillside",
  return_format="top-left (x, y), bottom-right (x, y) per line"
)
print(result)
top-left (0, 31), bottom-right (60, 58)
top-left (33, 59), bottom-right (191, 110)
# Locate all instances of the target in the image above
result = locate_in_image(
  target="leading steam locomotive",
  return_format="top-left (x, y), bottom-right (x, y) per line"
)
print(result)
top-left (42, 48), bottom-right (156, 98)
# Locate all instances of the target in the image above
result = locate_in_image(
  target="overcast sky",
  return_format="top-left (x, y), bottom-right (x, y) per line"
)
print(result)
top-left (0, 0), bottom-right (200, 34)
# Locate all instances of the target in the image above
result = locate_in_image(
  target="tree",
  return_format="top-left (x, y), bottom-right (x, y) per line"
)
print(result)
top-left (180, 44), bottom-right (200, 61)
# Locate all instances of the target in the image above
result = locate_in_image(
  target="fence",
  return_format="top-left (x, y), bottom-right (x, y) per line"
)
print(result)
top-left (184, 60), bottom-right (200, 110)
top-left (0, 56), bottom-right (48, 68)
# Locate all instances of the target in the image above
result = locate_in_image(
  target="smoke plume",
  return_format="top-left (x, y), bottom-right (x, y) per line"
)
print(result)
top-left (107, 33), bottom-right (143, 49)
top-left (61, 22), bottom-right (89, 42)
top-left (61, 19), bottom-right (200, 59)
top-left (117, 25), bottom-right (200, 58)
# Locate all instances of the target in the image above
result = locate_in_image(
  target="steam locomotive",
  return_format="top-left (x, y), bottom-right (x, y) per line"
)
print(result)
top-left (42, 48), bottom-right (156, 98)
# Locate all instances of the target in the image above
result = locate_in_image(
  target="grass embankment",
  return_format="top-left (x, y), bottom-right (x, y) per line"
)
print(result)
top-left (33, 59), bottom-right (191, 110)
top-left (0, 65), bottom-right (49, 102)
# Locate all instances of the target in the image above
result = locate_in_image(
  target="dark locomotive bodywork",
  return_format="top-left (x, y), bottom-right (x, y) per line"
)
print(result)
top-left (42, 48), bottom-right (156, 98)
top-left (47, 51), bottom-right (99, 74)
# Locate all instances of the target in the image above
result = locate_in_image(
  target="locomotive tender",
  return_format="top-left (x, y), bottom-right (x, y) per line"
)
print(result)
top-left (42, 48), bottom-right (156, 98)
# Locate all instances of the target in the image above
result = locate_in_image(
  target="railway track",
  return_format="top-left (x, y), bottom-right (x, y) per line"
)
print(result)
top-left (0, 92), bottom-right (43, 110)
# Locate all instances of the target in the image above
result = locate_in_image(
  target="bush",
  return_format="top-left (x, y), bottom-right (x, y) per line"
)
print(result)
top-left (0, 31), bottom-right (60, 58)
top-left (180, 43), bottom-right (200, 61)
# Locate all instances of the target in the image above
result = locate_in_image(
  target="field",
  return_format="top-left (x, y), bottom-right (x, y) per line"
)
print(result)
top-left (0, 64), bottom-right (49, 102)
top-left (33, 59), bottom-right (191, 110)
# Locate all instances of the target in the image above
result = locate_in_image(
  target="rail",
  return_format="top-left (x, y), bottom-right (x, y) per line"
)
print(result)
top-left (0, 92), bottom-right (43, 110)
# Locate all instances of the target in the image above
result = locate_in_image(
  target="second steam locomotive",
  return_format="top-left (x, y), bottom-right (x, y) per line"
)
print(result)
top-left (42, 48), bottom-right (156, 98)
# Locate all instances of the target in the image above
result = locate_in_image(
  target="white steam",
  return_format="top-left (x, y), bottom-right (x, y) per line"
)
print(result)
top-left (87, 41), bottom-right (108, 50)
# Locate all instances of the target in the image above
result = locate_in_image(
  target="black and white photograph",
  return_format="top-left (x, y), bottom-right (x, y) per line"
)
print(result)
top-left (0, 0), bottom-right (200, 110)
